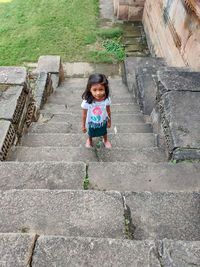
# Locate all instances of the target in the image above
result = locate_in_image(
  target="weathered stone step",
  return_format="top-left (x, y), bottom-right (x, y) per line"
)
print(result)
top-left (42, 103), bottom-right (141, 114)
top-left (125, 191), bottom-right (200, 241)
top-left (88, 162), bottom-right (200, 191)
top-left (0, 190), bottom-right (124, 238)
top-left (32, 236), bottom-right (159, 266)
top-left (0, 162), bottom-right (86, 190)
top-left (21, 133), bottom-right (156, 148)
top-left (29, 122), bottom-right (153, 134)
top-left (41, 108), bottom-right (141, 117)
top-left (48, 95), bottom-right (134, 105)
top-left (97, 147), bottom-right (166, 162)
top-left (2, 233), bottom-right (199, 266)
top-left (58, 77), bottom-right (127, 90)
top-left (39, 112), bottom-right (145, 124)
top-left (9, 147), bottom-right (98, 163)
top-left (54, 87), bottom-right (131, 97)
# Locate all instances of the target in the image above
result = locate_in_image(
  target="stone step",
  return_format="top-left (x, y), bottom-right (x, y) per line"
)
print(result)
top-left (48, 95), bottom-right (134, 105)
top-left (125, 191), bottom-right (200, 241)
top-left (21, 133), bottom-right (156, 148)
top-left (31, 236), bottom-right (160, 266)
top-left (97, 147), bottom-right (166, 162)
top-left (29, 122), bottom-right (153, 134)
top-left (58, 77), bottom-right (127, 90)
top-left (0, 162), bottom-right (86, 190)
top-left (39, 112), bottom-right (145, 124)
top-left (0, 190), bottom-right (125, 238)
top-left (42, 103), bottom-right (141, 114)
top-left (88, 162), bottom-right (200, 191)
top-left (9, 147), bottom-right (98, 163)
top-left (54, 87), bottom-right (132, 98)
top-left (2, 233), bottom-right (199, 266)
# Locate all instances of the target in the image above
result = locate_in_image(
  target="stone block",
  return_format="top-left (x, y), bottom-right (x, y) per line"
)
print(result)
top-left (136, 67), bottom-right (158, 115)
top-left (125, 191), bottom-right (200, 241)
top-left (0, 86), bottom-right (26, 124)
top-left (32, 237), bottom-right (160, 266)
top-left (128, 4), bottom-right (144, 21)
top-left (97, 147), bottom-right (166, 163)
top-left (117, 3), bottom-right (129, 20)
top-left (9, 146), bottom-right (98, 163)
top-left (34, 72), bottom-right (53, 109)
top-left (123, 57), bottom-right (165, 93)
top-left (160, 91), bottom-right (200, 157)
top-left (0, 233), bottom-right (37, 266)
top-left (0, 162), bottom-right (86, 190)
top-left (88, 162), bottom-right (200, 191)
top-left (0, 121), bottom-right (15, 161)
top-left (0, 190), bottom-right (125, 238)
top-left (0, 66), bottom-right (27, 86)
top-left (157, 70), bottom-right (200, 97)
top-left (114, 0), bottom-right (119, 15)
top-left (158, 239), bottom-right (200, 267)
top-left (37, 56), bottom-right (63, 88)
top-left (29, 121), bottom-right (152, 134)
top-left (38, 56), bottom-right (61, 74)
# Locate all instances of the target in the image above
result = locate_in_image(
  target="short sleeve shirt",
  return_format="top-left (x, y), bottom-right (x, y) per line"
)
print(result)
top-left (81, 97), bottom-right (111, 129)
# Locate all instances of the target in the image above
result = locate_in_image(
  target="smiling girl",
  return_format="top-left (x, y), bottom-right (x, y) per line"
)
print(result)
top-left (81, 73), bottom-right (111, 148)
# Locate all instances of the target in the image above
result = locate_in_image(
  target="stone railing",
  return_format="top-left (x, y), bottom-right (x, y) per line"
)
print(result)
top-left (0, 55), bottom-right (63, 161)
top-left (114, 0), bottom-right (145, 21)
top-left (124, 57), bottom-right (200, 161)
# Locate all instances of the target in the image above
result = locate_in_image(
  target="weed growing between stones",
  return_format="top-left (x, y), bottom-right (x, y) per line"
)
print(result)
top-left (124, 205), bottom-right (135, 239)
top-left (172, 159), bottom-right (200, 164)
top-left (83, 166), bottom-right (90, 190)
top-left (122, 195), bottom-right (135, 239)
top-left (102, 37), bottom-right (126, 62)
top-left (96, 136), bottom-right (103, 148)
top-left (83, 177), bottom-right (90, 190)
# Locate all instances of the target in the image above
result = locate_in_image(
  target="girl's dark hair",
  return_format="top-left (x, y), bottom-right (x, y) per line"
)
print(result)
top-left (82, 73), bottom-right (109, 104)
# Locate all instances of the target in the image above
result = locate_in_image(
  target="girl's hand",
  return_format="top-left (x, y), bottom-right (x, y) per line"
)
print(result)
top-left (82, 126), bottom-right (87, 133)
top-left (107, 120), bottom-right (111, 128)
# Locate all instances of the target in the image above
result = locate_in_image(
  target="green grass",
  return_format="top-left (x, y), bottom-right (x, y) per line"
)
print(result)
top-left (98, 28), bottom-right (123, 38)
top-left (0, 0), bottom-right (100, 65)
top-left (0, 0), bottom-right (126, 65)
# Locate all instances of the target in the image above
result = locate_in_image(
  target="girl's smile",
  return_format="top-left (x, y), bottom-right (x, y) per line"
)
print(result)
top-left (90, 83), bottom-right (105, 101)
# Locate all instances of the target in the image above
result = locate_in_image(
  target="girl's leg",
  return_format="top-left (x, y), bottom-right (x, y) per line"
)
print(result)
top-left (103, 134), bottom-right (112, 148)
top-left (85, 136), bottom-right (93, 148)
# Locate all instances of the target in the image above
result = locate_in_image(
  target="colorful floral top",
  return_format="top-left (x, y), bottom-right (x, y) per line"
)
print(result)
top-left (81, 97), bottom-right (111, 129)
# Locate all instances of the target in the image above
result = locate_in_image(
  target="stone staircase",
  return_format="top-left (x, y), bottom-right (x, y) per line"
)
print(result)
top-left (1, 69), bottom-right (200, 266)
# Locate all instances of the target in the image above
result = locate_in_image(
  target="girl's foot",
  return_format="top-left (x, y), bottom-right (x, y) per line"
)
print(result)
top-left (103, 140), bottom-right (112, 149)
top-left (85, 138), bottom-right (93, 148)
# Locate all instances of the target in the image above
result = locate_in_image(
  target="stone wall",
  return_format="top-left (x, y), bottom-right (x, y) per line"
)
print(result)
top-left (114, 0), bottom-right (145, 21)
top-left (0, 56), bottom-right (63, 161)
top-left (143, 0), bottom-right (200, 70)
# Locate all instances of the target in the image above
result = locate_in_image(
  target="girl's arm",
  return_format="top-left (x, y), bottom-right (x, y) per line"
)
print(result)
top-left (82, 109), bottom-right (87, 133)
top-left (106, 105), bottom-right (111, 128)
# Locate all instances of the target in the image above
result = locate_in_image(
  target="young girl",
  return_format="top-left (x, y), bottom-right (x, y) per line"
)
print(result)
top-left (81, 73), bottom-right (111, 148)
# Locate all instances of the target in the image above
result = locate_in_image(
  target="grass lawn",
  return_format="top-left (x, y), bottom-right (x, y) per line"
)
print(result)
top-left (0, 0), bottom-right (120, 65)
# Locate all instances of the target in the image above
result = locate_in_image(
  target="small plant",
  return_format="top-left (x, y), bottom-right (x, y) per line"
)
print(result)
top-left (96, 136), bottom-right (103, 148)
top-left (102, 37), bottom-right (126, 62)
top-left (83, 176), bottom-right (90, 190)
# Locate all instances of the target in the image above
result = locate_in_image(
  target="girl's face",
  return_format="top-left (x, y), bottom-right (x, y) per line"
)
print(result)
top-left (90, 83), bottom-right (105, 101)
